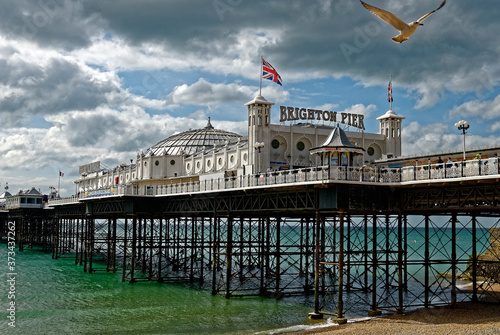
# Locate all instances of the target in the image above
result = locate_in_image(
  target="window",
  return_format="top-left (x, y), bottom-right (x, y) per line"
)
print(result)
top-left (170, 159), bottom-right (176, 165)
top-left (367, 147), bottom-right (375, 156)
top-left (297, 141), bottom-right (305, 151)
top-left (155, 160), bottom-right (159, 166)
top-left (271, 139), bottom-right (280, 149)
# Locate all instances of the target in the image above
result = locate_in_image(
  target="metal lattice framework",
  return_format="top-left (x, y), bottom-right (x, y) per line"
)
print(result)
top-left (4, 179), bottom-right (500, 320)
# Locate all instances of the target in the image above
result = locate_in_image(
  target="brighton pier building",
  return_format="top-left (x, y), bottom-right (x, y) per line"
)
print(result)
top-left (76, 95), bottom-right (404, 196)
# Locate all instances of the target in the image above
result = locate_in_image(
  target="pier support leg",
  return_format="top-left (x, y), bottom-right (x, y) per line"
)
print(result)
top-left (369, 214), bottom-right (381, 316)
top-left (472, 214), bottom-right (478, 302)
top-left (398, 212), bottom-right (404, 314)
top-left (309, 210), bottom-right (324, 320)
top-left (451, 213), bottom-right (457, 308)
top-left (334, 210), bottom-right (347, 324)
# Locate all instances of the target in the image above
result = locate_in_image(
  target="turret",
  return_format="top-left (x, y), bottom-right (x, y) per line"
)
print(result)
top-left (376, 109), bottom-right (405, 158)
top-left (245, 95), bottom-right (274, 173)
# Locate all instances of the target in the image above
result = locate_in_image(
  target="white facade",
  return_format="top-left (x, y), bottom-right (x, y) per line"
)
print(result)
top-left (75, 96), bottom-right (403, 195)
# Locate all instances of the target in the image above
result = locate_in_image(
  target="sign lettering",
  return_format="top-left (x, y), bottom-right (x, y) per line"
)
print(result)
top-left (279, 106), bottom-right (365, 130)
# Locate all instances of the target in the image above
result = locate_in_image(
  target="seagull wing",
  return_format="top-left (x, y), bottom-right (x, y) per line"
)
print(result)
top-left (360, 1), bottom-right (408, 31)
top-left (416, 0), bottom-right (446, 23)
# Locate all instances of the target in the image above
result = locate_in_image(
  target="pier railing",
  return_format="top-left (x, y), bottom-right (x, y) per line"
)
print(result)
top-left (48, 157), bottom-right (500, 206)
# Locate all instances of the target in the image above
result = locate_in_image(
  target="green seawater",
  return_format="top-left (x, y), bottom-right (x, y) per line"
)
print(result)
top-left (0, 248), bottom-right (315, 335)
top-left (1, 216), bottom-right (497, 334)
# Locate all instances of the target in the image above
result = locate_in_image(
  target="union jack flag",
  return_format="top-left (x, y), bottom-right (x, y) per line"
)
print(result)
top-left (262, 58), bottom-right (282, 86)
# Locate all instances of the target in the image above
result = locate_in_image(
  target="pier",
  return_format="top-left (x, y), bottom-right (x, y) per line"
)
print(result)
top-left (3, 160), bottom-right (500, 320)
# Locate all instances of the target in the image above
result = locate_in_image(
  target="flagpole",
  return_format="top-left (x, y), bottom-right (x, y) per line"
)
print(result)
top-left (389, 74), bottom-right (393, 110)
top-left (58, 171), bottom-right (61, 197)
top-left (259, 55), bottom-right (263, 96)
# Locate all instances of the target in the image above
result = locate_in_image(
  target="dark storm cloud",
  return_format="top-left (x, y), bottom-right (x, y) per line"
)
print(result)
top-left (2, 0), bottom-right (499, 99)
top-left (0, 0), bottom-right (102, 50)
top-left (70, 1), bottom-right (500, 101)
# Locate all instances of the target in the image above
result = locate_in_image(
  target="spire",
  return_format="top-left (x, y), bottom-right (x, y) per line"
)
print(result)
top-left (205, 117), bottom-right (214, 129)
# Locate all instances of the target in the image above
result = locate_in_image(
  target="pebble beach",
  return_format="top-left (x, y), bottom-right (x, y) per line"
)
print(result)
top-left (290, 302), bottom-right (500, 335)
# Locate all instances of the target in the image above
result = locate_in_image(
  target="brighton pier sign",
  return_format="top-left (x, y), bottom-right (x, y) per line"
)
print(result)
top-left (279, 106), bottom-right (365, 130)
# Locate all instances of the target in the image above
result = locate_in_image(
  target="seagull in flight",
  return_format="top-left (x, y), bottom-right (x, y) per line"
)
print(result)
top-left (360, 0), bottom-right (446, 43)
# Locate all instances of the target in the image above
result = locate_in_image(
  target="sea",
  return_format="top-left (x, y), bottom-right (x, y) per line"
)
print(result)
top-left (1, 216), bottom-right (497, 335)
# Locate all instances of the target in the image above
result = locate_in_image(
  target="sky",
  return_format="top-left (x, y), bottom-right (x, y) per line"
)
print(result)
top-left (1, 0), bottom-right (500, 196)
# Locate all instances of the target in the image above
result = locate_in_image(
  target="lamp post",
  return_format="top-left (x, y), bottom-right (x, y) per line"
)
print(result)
top-left (454, 120), bottom-right (470, 161)
top-left (254, 142), bottom-right (265, 173)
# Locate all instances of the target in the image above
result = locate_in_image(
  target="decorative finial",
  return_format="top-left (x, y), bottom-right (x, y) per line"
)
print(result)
top-left (205, 117), bottom-right (214, 129)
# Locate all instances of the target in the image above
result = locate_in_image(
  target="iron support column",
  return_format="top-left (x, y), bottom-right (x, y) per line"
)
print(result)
top-left (472, 214), bottom-right (478, 302)
top-left (451, 213), bottom-right (457, 308)
top-left (397, 213), bottom-right (403, 314)
top-left (309, 210), bottom-right (323, 319)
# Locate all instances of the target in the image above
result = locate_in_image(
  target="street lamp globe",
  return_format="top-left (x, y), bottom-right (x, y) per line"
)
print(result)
top-left (454, 120), bottom-right (469, 132)
top-left (254, 142), bottom-right (265, 152)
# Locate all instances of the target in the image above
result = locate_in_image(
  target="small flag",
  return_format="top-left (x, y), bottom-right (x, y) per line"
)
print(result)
top-left (388, 78), bottom-right (393, 103)
top-left (59, 171), bottom-right (64, 177)
top-left (262, 57), bottom-right (282, 86)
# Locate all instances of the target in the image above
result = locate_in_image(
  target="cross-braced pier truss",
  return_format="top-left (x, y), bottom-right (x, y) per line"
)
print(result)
top-left (3, 180), bottom-right (500, 319)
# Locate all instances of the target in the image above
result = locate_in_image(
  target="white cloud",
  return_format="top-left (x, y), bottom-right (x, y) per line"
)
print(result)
top-left (314, 103), bottom-right (340, 111)
top-left (449, 94), bottom-right (500, 122)
top-left (167, 78), bottom-right (254, 106)
top-left (341, 103), bottom-right (377, 118)
top-left (402, 121), bottom-right (460, 155)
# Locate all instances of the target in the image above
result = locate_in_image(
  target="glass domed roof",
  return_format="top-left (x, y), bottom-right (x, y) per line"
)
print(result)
top-left (145, 118), bottom-right (243, 156)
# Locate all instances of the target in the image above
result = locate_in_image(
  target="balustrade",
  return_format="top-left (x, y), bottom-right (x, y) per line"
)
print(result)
top-left (49, 157), bottom-right (500, 205)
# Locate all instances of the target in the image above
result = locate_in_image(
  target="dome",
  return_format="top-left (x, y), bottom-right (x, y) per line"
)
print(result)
top-left (145, 118), bottom-right (243, 156)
